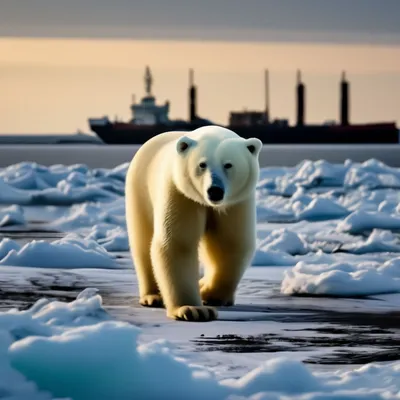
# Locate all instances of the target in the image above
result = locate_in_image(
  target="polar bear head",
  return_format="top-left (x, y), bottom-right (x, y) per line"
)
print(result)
top-left (172, 126), bottom-right (262, 208)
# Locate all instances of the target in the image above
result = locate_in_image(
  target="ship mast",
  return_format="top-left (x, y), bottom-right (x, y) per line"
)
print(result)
top-left (296, 69), bottom-right (305, 126)
top-left (189, 68), bottom-right (197, 122)
top-left (340, 71), bottom-right (350, 126)
top-left (264, 69), bottom-right (270, 124)
top-left (145, 66), bottom-right (153, 96)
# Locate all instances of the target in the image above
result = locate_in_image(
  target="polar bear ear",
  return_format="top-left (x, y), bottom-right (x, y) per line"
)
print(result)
top-left (245, 138), bottom-right (262, 157)
top-left (176, 136), bottom-right (197, 154)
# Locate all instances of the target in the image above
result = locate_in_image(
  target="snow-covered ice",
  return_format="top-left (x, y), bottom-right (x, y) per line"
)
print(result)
top-left (0, 159), bottom-right (400, 398)
top-left (1, 289), bottom-right (400, 400)
top-left (0, 162), bottom-right (128, 205)
top-left (281, 258), bottom-right (400, 296)
top-left (0, 236), bottom-right (119, 269)
top-left (0, 205), bottom-right (25, 227)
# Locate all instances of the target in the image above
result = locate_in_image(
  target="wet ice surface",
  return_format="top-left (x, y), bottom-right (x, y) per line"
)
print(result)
top-left (1, 159), bottom-right (400, 398)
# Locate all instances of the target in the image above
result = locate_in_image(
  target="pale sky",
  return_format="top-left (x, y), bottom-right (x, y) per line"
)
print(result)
top-left (2, 0), bottom-right (400, 44)
top-left (1, 1), bottom-right (400, 133)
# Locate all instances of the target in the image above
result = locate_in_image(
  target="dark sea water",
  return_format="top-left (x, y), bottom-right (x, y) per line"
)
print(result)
top-left (0, 143), bottom-right (400, 168)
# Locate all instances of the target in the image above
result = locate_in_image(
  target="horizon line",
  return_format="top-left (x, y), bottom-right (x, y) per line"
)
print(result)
top-left (1, 29), bottom-right (400, 48)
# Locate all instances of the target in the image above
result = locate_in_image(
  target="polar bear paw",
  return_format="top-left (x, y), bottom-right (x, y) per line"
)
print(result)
top-left (140, 294), bottom-right (164, 308)
top-left (169, 305), bottom-right (218, 322)
top-left (199, 280), bottom-right (235, 307)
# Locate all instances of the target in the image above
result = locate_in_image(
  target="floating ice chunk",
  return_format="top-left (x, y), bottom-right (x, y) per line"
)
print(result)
top-left (0, 330), bottom-right (55, 400)
top-left (258, 229), bottom-right (309, 255)
top-left (281, 260), bottom-right (400, 297)
top-left (223, 357), bottom-right (322, 396)
top-left (0, 289), bottom-right (111, 400)
top-left (49, 203), bottom-right (123, 230)
top-left (85, 224), bottom-right (129, 252)
top-left (0, 237), bottom-right (119, 269)
top-left (337, 210), bottom-right (400, 234)
top-left (379, 257), bottom-right (400, 278)
top-left (378, 200), bottom-right (398, 214)
top-left (256, 206), bottom-right (291, 222)
top-left (0, 162), bottom-right (125, 206)
top-left (0, 177), bottom-right (32, 204)
top-left (30, 183), bottom-right (119, 206)
top-left (0, 205), bottom-right (26, 227)
top-left (341, 229), bottom-right (400, 254)
top-left (294, 197), bottom-right (350, 221)
top-left (0, 287), bottom-right (108, 337)
top-left (0, 238), bottom-right (21, 259)
top-left (98, 228), bottom-right (129, 252)
top-left (344, 158), bottom-right (400, 189)
top-left (252, 249), bottom-right (296, 267)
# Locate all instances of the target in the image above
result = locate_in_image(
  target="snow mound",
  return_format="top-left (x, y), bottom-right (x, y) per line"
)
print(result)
top-left (0, 205), bottom-right (25, 227)
top-left (256, 158), bottom-right (400, 223)
top-left (341, 229), bottom-right (400, 254)
top-left (281, 258), bottom-right (400, 296)
top-left (0, 237), bottom-right (119, 269)
top-left (293, 197), bottom-right (350, 221)
top-left (1, 290), bottom-right (400, 400)
top-left (252, 249), bottom-right (297, 267)
top-left (337, 210), bottom-right (400, 234)
top-left (50, 201), bottom-right (125, 231)
top-left (85, 224), bottom-right (129, 252)
top-left (258, 158), bottom-right (400, 193)
top-left (0, 162), bottom-right (129, 205)
top-left (258, 229), bottom-right (310, 255)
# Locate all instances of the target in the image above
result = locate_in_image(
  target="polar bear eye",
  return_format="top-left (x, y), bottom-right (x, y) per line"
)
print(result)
top-left (224, 163), bottom-right (233, 169)
top-left (199, 162), bottom-right (207, 169)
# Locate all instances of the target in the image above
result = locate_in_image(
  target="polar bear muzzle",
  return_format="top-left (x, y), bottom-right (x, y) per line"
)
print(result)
top-left (207, 173), bottom-right (225, 203)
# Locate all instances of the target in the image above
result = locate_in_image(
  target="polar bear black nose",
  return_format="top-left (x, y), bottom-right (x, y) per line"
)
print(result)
top-left (207, 186), bottom-right (224, 202)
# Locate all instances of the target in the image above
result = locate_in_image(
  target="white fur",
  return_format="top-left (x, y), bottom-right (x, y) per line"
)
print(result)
top-left (125, 125), bottom-right (262, 322)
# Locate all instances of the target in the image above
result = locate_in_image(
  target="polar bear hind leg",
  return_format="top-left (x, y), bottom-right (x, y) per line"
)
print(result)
top-left (126, 198), bottom-right (163, 308)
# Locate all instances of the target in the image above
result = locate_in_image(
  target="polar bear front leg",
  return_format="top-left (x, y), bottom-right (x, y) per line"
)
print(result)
top-left (200, 198), bottom-right (257, 306)
top-left (150, 193), bottom-right (218, 322)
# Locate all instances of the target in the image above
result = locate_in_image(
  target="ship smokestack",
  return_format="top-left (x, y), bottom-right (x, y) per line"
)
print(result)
top-left (265, 69), bottom-right (270, 124)
top-left (340, 71), bottom-right (350, 126)
top-left (296, 70), bottom-right (305, 126)
top-left (189, 68), bottom-right (197, 123)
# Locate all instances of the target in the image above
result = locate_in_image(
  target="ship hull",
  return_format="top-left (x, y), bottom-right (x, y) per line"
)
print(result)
top-left (90, 122), bottom-right (399, 145)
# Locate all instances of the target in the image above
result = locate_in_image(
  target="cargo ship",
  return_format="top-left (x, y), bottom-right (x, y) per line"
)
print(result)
top-left (88, 67), bottom-right (399, 145)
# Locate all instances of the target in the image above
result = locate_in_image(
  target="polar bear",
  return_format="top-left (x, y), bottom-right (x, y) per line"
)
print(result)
top-left (125, 125), bottom-right (262, 322)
